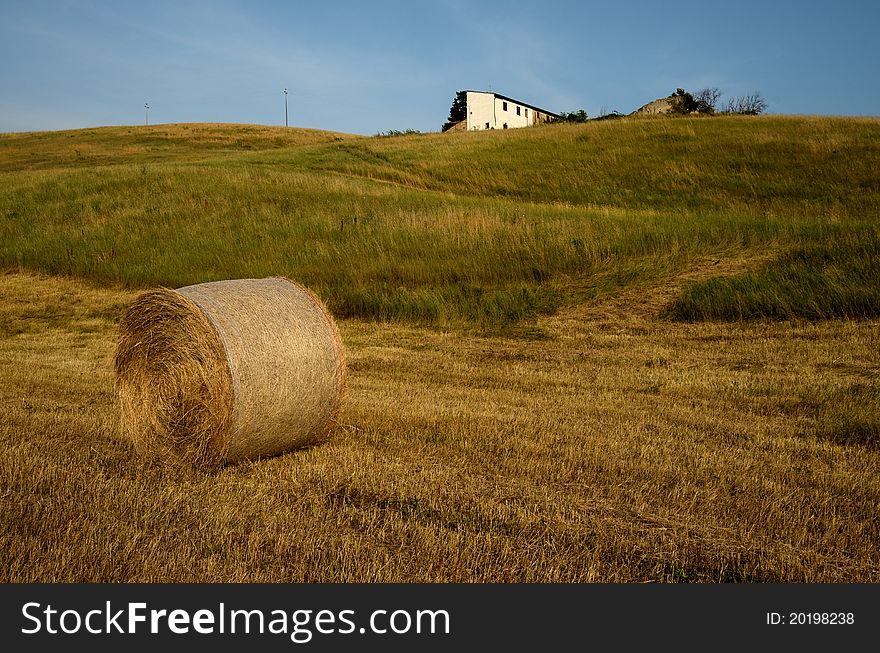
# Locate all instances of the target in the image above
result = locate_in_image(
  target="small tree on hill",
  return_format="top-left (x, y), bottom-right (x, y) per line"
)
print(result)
top-left (725, 92), bottom-right (768, 115)
top-left (557, 109), bottom-right (589, 123)
top-left (442, 91), bottom-right (467, 131)
top-left (669, 87), bottom-right (726, 115)
top-left (694, 87), bottom-right (722, 113)
top-left (670, 88), bottom-right (699, 114)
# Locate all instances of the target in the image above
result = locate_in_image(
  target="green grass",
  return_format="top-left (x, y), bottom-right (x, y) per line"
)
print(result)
top-left (271, 116), bottom-right (880, 215)
top-left (0, 122), bottom-right (355, 173)
top-left (664, 223), bottom-right (880, 321)
top-left (2, 115), bottom-right (879, 326)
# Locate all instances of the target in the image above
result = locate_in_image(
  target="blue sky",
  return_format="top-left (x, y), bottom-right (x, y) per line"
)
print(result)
top-left (1, 0), bottom-right (878, 134)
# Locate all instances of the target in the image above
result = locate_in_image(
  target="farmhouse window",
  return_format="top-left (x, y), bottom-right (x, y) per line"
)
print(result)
top-left (485, 122), bottom-right (490, 129)
top-left (502, 101), bottom-right (508, 111)
top-left (516, 106), bottom-right (521, 115)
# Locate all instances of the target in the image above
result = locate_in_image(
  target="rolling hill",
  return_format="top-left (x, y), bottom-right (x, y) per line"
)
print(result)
top-left (2, 115), bottom-right (878, 326)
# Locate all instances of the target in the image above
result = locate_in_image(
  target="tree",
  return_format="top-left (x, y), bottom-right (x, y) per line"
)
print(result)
top-left (725, 92), bottom-right (768, 115)
top-left (442, 91), bottom-right (467, 131)
top-left (670, 88), bottom-right (699, 114)
top-left (557, 109), bottom-right (589, 123)
top-left (694, 87), bottom-right (722, 114)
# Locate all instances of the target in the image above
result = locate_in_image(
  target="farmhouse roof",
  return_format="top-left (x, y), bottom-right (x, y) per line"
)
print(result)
top-left (464, 90), bottom-right (561, 119)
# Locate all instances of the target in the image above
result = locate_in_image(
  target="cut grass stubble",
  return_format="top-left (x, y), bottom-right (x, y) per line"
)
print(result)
top-left (1, 273), bottom-right (878, 582)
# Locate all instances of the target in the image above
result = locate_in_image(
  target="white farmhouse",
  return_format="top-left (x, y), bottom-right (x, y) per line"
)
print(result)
top-left (464, 90), bottom-right (559, 131)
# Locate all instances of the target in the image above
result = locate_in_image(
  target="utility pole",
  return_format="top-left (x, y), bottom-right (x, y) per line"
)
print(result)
top-left (283, 88), bottom-right (288, 127)
top-left (144, 103), bottom-right (150, 126)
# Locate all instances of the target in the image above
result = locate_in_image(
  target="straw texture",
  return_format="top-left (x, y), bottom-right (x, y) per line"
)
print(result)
top-left (115, 277), bottom-right (345, 467)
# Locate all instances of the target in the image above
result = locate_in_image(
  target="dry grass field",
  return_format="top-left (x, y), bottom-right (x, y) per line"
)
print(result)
top-left (1, 117), bottom-right (878, 582)
top-left (2, 267), bottom-right (877, 582)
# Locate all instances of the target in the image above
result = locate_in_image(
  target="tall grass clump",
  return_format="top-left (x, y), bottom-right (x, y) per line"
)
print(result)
top-left (665, 223), bottom-right (880, 321)
top-left (815, 383), bottom-right (880, 449)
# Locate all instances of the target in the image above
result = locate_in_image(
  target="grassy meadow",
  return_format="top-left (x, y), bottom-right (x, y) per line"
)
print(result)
top-left (1, 116), bottom-right (879, 581)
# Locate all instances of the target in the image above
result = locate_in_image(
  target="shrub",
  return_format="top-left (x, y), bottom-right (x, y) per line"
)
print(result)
top-left (725, 92), bottom-right (768, 115)
top-left (670, 87), bottom-right (723, 115)
top-left (557, 110), bottom-right (589, 123)
top-left (375, 129), bottom-right (422, 138)
top-left (670, 88), bottom-right (699, 115)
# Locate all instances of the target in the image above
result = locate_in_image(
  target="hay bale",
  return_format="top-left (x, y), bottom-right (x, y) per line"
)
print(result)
top-left (115, 277), bottom-right (345, 467)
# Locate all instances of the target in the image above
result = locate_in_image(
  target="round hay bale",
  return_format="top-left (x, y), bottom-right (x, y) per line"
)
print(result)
top-left (114, 277), bottom-right (345, 467)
